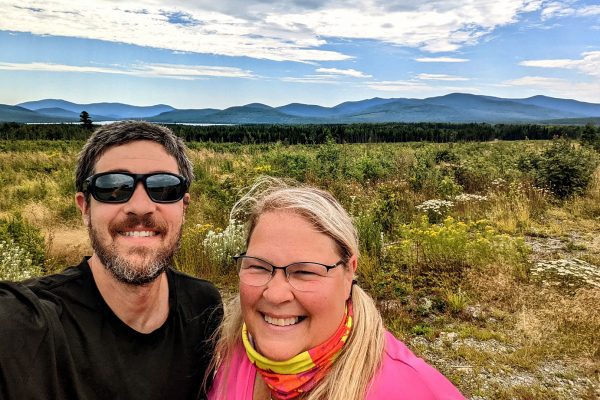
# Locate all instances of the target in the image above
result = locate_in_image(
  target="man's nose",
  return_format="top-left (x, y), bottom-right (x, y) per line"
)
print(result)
top-left (123, 182), bottom-right (156, 214)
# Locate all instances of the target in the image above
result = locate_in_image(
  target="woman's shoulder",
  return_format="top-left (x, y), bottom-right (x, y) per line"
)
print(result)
top-left (365, 331), bottom-right (466, 400)
top-left (208, 342), bottom-right (256, 400)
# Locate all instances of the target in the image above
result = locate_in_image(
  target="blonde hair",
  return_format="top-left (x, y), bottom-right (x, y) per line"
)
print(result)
top-left (210, 177), bottom-right (385, 400)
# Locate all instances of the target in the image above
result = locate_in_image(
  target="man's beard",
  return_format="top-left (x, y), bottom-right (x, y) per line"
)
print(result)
top-left (89, 214), bottom-right (182, 286)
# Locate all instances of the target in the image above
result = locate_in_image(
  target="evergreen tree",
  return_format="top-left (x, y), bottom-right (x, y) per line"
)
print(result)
top-left (80, 111), bottom-right (93, 129)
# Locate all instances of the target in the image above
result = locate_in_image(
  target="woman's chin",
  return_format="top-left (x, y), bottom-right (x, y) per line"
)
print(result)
top-left (254, 338), bottom-right (306, 361)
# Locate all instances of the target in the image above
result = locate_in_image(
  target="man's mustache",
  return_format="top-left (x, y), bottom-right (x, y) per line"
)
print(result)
top-left (108, 214), bottom-right (167, 236)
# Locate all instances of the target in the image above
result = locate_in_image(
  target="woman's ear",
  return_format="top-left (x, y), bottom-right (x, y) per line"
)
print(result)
top-left (348, 254), bottom-right (358, 274)
top-left (345, 254), bottom-right (358, 299)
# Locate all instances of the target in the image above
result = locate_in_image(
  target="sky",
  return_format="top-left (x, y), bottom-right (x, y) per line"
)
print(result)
top-left (0, 0), bottom-right (599, 109)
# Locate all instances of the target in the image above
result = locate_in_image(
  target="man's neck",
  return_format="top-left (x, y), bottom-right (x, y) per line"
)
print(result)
top-left (87, 254), bottom-right (170, 334)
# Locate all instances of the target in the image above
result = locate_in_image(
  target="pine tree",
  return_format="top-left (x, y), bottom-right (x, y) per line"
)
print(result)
top-left (80, 111), bottom-right (93, 129)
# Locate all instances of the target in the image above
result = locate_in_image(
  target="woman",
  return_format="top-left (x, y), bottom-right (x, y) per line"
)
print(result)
top-left (208, 177), bottom-right (465, 400)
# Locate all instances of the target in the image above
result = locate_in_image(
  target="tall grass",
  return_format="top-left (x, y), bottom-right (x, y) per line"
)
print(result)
top-left (2, 138), bottom-right (600, 398)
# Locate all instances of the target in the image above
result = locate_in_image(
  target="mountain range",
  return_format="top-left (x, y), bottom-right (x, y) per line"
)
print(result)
top-left (2, 94), bottom-right (600, 125)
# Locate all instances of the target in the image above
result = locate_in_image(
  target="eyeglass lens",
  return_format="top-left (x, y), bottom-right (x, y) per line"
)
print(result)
top-left (237, 257), bottom-right (329, 291)
top-left (92, 173), bottom-right (185, 203)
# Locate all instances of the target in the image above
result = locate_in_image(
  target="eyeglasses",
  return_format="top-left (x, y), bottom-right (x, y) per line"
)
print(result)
top-left (83, 172), bottom-right (189, 204)
top-left (235, 253), bottom-right (345, 292)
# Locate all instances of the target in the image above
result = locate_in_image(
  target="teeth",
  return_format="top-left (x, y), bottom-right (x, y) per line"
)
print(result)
top-left (123, 231), bottom-right (157, 237)
top-left (264, 315), bottom-right (300, 327)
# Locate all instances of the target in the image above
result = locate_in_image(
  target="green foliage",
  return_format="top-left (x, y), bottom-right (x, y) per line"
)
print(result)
top-left (315, 138), bottom-right (343, 178)
top-left (269, 151), bottom-right (310, 181)
top-left (434, 148), bottom-right (460, 164)
top-left (411, 323), bottom-right (434, 337)
top-left (388, 216), bottom-right (529, 287)
top-left (0, 239), bottom-right (43, 281)
top-left (201, 220), bottom-right (246, 274)
top-left (446, 288), bottom-right (470, 314)
top-left (521, 139), bottom-right (598, 199)
top-left (79, 111), bottom-right (93, 129)
top-left (580, 123), bottom-right (600, 151)
top-left (0, 214), bottom-right (45, 269)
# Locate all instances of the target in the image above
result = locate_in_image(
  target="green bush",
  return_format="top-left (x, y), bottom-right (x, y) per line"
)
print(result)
top-left (387, 216), bottom-right (529, 288)
top-left (0, 239), bottom-right (43, 281)
top-left (0, 214), bottom-right (45, 269)
top-left (520, 139), bottom-right (598, 199)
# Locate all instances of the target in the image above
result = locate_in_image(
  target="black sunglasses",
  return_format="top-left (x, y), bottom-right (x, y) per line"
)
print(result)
top-left (82, 172), bottom-right (189, 204)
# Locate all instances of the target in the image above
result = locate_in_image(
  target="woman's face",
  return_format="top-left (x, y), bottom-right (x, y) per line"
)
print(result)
top-left (240, 211), bottom-right (356, 361)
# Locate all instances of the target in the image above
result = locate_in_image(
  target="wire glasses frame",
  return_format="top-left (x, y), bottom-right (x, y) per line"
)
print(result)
top-left (235, 253), bottom-right (345, 291)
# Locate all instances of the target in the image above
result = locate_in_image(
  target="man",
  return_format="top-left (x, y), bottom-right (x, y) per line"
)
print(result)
top-left (0, 121), bottom-right (222, 399)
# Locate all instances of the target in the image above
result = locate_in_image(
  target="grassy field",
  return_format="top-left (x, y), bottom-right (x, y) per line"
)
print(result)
top-left (1, 139), bottom-right (599, 399)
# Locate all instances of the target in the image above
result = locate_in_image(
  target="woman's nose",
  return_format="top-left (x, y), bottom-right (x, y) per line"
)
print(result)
top-left (262, 269), bottom-right (294, 304)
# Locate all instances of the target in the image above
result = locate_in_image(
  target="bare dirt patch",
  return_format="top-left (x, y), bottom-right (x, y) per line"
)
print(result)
top-left (46, 227), bottom-right (91, 265)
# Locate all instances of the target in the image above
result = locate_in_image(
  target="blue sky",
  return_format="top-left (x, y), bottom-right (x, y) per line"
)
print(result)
top-left (0, 0), bottom-right (599, 109)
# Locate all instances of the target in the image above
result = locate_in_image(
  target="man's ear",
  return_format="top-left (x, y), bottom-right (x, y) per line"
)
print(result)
top-left (183, 193), bottom-right (190, 210)
top-left (75, 192), bottom-right (90, 227)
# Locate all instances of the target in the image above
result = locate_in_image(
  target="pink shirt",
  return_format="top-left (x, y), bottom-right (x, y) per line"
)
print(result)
top-left (209, 331), bottom-right (466, 399)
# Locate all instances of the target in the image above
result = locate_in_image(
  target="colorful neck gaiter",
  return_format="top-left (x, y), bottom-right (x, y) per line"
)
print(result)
top-left (242, 301), bottom-right (353, 400)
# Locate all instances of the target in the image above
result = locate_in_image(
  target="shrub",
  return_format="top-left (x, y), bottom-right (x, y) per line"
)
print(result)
top-left (202, 220), bottom-right (246, 274)
top-left (0, 214), bottom-right (45, 268)
top-left (415, 199), bottom-right (454, 223)
top-left (434, 148), bottom-right (459, 164)
top-left (269, 151), bottom-right (310, 181)
top-left (387, 216), bottom-right (529, 288)
top-left (520, 139), bottom-right (598, 199)
top-left (0, 239), bottom-right (43, 281)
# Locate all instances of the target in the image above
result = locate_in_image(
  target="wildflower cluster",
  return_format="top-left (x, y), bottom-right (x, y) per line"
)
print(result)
top-left (416, 199), bottom-right (454, 222)
top-left (389, 216), bottom-right (528, 272)
top-left (454, 193), bottom-right (487, 203)
top-left (416, 199), bottom-right (454, 215)
top-left (532, 258), bottom-right (600, 289)
top-left (0, 239), bottom-right (42, 281)
top-left (202, 220), bottom-right (246, 273)
top-left (489, 178), bottom-right (507, 189)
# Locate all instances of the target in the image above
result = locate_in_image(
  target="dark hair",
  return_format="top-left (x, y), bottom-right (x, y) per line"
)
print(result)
top-left (75, 121), bottom-right (194, 197)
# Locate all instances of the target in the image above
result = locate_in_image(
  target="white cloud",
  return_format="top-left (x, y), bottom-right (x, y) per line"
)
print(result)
top-left (504, 75), bottom-right (600, 102)
top-left (0, 61), bottom-right (255, 79)
top-left (417, 73), bottom-right (469, 81)
top-left (579, 5), bottom-right (600, 16)
top-left (280, 75), bottom-right (341, 84)
top-left (541, 1), bottom-right (576, 19)
top-left (315, 68), bottom-right (371, 78)
top-left (0, 0), bottom-right (548, 63)
top-left (364, 80), bottom-right (429, 92)
top-left (364, 79), bottom-right (479, 96)
top-left (415, 57), bottom-right (469, 63)
top-left (519, 51), bottom-right (600, 77)
top-left (541, 1), bottom-right (600, 19)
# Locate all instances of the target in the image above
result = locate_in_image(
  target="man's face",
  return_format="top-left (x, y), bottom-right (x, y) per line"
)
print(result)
top-left (76, 140), bottom-right (189, 285)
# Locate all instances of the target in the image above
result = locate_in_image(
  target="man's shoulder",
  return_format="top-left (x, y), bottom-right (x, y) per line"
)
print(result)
top-left (169, 269), bottom-right (222, 308)
top-left (1, 258), bottom-right (87, 303)
top-left (170, 269), bottom-right (219, 293)
top-left (24, 263), bottom-right (87, 294)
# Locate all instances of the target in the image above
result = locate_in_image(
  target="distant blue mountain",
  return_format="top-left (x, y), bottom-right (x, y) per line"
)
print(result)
top-left (510, 95), bottom-right (600, 117)
top-left (275, 103), bottom-right (335, 118)
top-left (34, 107), bottom-right (108, 121)
top-left (18, 99), bottom-right (174, 120)
top-left (200, 103), bottom-right (322, 124)
top-left (0, 105), bottom-right (65, 123)
top-left (3, 94), bottom-right (600, 124)
top-left (149, 108), bottom-right (220, 123)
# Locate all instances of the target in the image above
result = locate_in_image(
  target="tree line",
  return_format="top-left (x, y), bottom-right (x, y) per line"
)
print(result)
top-left (1, 121), bottom-right (598, 143)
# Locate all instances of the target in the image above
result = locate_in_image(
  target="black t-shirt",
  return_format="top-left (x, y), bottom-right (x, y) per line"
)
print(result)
top-left (0, 258), bottom-right (223, 400)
